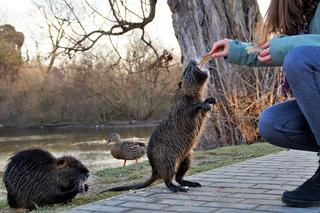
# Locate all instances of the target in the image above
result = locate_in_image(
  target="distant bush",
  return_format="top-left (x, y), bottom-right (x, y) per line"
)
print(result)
top-left (0, 40), bottom-right (181, 126)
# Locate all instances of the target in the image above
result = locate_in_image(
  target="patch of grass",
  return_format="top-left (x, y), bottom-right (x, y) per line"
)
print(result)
top-left (96, 142), bottom-right (283, 183)
top-left (0, 143), bottom-right (284, 212)
top-left (0, 199), bottom-right (7, 209)
top-left (190, 143), bottom-right (284, 175)
top-left (96, 161), bottom-right (151, 184)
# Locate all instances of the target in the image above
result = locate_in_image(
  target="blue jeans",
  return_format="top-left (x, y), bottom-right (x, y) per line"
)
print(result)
top-left (258, 46), bottom-right (320, 152)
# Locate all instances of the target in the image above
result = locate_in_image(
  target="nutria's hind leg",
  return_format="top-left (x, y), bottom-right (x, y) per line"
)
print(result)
top-left (176, 156), bottom-right (201, 187)
top-left (7, 194), bottom-right (18, 209)
top-left (8, 194), bottom-right (36, 211)
top-left (160, 162), bottom-right (188, 192)
top-left (165, 180), bottom-right (188, 192)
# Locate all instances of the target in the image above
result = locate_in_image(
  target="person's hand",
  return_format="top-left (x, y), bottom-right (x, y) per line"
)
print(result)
top-left (210, 39), bottom-right (230, 58)
top-left (257, 41), bottom-right (272, 65)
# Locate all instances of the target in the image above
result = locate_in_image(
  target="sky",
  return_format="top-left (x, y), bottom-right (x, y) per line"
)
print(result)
top-left (0, 0), bottom-right (271, 57)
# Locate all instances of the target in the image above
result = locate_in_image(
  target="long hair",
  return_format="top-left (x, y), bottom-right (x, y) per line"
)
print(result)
top-left (258, 0), bottom-right (318, 43)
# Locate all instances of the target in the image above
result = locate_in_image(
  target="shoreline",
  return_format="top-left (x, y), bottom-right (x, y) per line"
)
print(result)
top-left (0, 120), bottom-right (161, 131)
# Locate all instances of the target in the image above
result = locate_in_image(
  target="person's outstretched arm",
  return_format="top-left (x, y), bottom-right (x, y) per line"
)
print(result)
top-left (211, 35), bottom-right (320, 67)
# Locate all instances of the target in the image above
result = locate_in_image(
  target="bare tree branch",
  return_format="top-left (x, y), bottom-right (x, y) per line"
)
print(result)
top-left (57, 0), bottom-right (158, 58)
top-left (33, 0), bottom-right (69, 72)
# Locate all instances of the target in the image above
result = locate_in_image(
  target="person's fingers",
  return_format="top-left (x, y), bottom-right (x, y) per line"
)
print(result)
top-left (263, 58), bottom-right (272, 65)
top-left (258, 54), bottom-right (272, 63)
top-left (212, 50), bottom-right (227, 58)
top-left (259, 41), bottom-right (270, 49)
top-left (259, 48), bottom-right (270, 57)
top-left (210, 44), bottom-right (218, 54)
top-left (211, 39), bottom-right (229, 52)
top-left (210, 40), bottom-right (225, 54)
top-left (257, 55), bottom-right (271, 62)
top-left (265, 59), bottom-right (272, 65)
top-left (210, 39), bottom-right (229, 58)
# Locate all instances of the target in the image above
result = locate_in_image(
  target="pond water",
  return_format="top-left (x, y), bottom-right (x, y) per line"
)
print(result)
top-left (0, 127), bottom-right (155, 200)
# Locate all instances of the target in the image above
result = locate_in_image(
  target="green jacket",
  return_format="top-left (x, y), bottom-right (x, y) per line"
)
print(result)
top-left (226, 3), bottom-right (320, 67)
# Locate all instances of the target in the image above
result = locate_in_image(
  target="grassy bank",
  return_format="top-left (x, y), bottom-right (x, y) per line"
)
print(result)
top-left (0, 143), bottom-right (284, 212)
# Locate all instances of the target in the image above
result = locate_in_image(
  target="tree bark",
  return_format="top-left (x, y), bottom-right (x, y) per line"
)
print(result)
top-left (168, 0), bottom-right (280, 148)
top-left (168, 0), bottom-right (260, 63)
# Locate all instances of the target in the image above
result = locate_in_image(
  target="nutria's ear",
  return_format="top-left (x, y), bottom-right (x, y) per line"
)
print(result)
top-left (178, 81), bottom-right (182, 89)
top-left (56, 159), bottom-right (67, 169)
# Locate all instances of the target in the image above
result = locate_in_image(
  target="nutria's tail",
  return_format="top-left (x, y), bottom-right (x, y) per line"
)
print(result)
top-left (98, 173), bottom-right (158, 194)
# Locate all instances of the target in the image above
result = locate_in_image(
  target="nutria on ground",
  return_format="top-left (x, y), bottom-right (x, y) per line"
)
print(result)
top-left (99, 60), bottom-right (216, 193)
top-left (3, 148), bottom-right (90, 210)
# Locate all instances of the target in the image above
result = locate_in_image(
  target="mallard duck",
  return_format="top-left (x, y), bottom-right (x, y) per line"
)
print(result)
top-left (106, 133), bottom-right (146, 166)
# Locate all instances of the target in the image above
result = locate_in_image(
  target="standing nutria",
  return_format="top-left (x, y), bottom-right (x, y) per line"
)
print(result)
top-left (100, 60), bottom-right (216, 193)
top-left (3, 148), bottom-right (90, 210)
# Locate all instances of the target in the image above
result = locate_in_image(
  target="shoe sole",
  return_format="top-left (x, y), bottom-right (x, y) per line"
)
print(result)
top-left (282, 195), bottom-right (320, 208)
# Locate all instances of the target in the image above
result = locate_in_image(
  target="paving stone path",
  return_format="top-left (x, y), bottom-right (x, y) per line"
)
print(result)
top-left (63, 150), bottom-right (320, 213)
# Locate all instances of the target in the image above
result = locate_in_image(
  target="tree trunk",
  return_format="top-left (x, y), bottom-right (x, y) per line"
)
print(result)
top-left (168, 0), bottom-right (281, 148)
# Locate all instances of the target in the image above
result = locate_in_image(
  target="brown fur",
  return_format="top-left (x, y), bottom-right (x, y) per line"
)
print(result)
top-left (99, 60), bottom-right (216, 193)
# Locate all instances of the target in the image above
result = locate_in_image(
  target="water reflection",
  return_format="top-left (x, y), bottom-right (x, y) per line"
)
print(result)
top-left (0, 127), bottom-right (155, 200)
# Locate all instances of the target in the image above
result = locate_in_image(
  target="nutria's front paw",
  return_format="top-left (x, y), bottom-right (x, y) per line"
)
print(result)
top-left (201, 103), bottom-right (211, 112)
top-left (84, 184), bottom-right (89, 191)
top-left (205, 97), bottom-right (216, 105)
